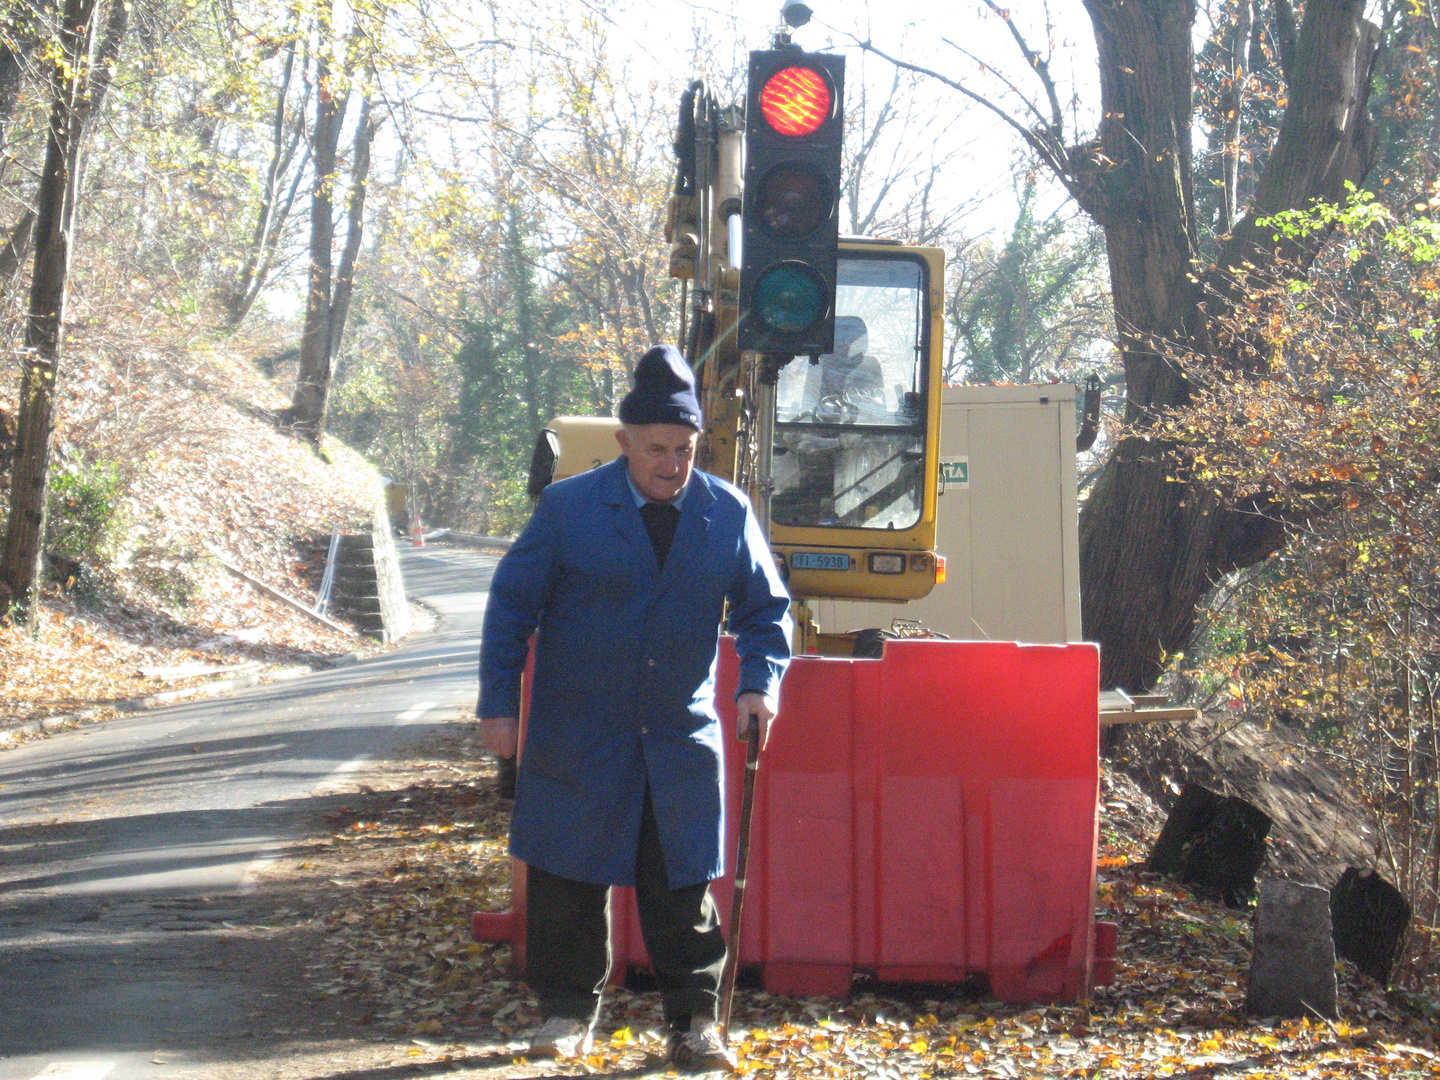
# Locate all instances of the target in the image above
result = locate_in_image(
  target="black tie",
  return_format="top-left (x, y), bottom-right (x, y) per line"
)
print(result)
top-left (639, 501), bottom-right (681, 569)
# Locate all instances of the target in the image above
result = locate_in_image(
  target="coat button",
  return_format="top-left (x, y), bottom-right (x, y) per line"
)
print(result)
top-left (642, 727), bottom-right (649, 734)
top-left (647, 658), bottom-right (656, 667)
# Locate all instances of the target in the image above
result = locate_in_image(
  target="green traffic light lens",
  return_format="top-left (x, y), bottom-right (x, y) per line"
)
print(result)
top-left (756, 163), bottom-right (831, 236)
top-left (753, 263), bottom-right (826, 334)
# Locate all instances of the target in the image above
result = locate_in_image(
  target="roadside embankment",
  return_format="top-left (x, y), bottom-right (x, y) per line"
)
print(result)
top-left (1, 323), bottom-right (391, 737)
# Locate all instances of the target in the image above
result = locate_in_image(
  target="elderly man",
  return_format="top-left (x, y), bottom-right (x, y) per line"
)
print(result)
top-left (478, 344), bottom-right (792, 1072)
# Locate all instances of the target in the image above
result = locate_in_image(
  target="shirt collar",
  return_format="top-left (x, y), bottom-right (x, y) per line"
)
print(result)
top-left (625, 467), bottom-right (688, 510)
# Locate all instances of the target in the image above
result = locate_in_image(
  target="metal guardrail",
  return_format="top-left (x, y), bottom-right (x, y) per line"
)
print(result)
top-left (314, 528), bottom-right (341, 615)
top-left (426, 530), bottom-right (514, 550)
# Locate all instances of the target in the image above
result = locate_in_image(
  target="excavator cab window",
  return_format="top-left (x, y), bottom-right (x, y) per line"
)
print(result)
top-left (772, 253), bottom-right (927, 530)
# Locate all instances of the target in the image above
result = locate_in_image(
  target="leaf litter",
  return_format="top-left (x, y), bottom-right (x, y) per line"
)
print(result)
top-left (287, 719), bottom-right (1440, 1079)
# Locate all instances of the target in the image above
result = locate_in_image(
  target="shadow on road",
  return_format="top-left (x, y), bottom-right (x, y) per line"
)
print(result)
top-left (0, 721), bottom-right (512, 1068)
top-left (1, 719), bottom-right (456, 811)
top-left (0, 546), bottom-right (511, 1075)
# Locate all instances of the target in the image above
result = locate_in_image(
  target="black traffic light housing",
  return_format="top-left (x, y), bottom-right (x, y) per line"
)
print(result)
top-left (737, 49), bottom-right (844, 356)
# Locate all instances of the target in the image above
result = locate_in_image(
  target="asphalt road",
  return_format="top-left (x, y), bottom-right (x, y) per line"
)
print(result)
top-left (0, 544), bottom-right (500, 1080)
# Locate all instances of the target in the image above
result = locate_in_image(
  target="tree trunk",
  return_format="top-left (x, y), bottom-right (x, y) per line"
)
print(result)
top-left (83, 0), bottom-right (126, 121)
top-left (1218, 1), bottom-right (1252, 232)
top-left (505, 198), bottom-right (545, 439)
top-left (1076, 0), bottom-right (1379, 691)
top-left (326, 94), bottom-right (376, 363)
top-left (221, 35), bottom-right (308, 327)
top-left (286, 41), bottom-right (343, 446)
top-left (0, 0), bottom-right (102, 618)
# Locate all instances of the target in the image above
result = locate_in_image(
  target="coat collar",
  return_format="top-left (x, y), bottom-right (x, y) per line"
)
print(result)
top-left (598, 458), bottom-right (716, 579)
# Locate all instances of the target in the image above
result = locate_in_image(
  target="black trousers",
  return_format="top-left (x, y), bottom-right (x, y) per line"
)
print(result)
top-left (524, 789), bottom-right (727, 1029)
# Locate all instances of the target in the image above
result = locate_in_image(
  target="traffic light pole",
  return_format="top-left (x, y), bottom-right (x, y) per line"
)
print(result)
top-left (751, 352), bottom-right (795, 542)
top-left (752, 375), bottom-right (776, 540)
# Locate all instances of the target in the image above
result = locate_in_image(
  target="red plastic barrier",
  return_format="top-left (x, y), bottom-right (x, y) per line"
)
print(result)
top-left (472, 638), bottom-right (1103, 1003)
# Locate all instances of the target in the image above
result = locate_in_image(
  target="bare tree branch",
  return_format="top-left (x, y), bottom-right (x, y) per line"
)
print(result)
top-left (851, 37), bottom-right (1079, 202)
top-left (978, 0), bottom-right (1066, 131)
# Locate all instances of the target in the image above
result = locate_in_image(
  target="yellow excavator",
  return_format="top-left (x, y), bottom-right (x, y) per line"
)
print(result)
top-left (525, 38), bottom-right (947, 656)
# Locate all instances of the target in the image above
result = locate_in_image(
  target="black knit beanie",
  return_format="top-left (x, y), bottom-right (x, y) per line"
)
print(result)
top-left (617, 344), bottom-right (703, 430)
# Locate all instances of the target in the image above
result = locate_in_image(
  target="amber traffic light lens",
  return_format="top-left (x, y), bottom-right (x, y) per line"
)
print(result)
top-left (759, 66), bottom-right (832, 137)
top-left (755, 163), bottom-right (832, 236)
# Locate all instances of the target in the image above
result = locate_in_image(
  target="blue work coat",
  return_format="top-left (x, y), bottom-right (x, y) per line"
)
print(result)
top-left (478, 457), bottom-right (793, 889)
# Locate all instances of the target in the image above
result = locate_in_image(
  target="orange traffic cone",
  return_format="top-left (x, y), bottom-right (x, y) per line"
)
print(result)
top-left (411, 513), bottom-right (425, 547)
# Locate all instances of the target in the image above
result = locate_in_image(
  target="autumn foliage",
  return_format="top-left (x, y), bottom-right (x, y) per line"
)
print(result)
top-left (1162, 187), bottom-right (1440, 982)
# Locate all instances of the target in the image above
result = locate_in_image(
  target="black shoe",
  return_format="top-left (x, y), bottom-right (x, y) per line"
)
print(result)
top-left (668, 1024), bottom-right (737, 1073)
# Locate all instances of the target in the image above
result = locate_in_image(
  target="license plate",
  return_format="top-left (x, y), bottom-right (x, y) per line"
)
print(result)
top-left (791, 551), bottom-right (851, 571)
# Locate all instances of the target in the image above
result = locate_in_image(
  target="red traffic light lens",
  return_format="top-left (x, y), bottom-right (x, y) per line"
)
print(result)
top-left (755, 163), bottom-right (832, 236)
top-left (760, 66), bottom-right (832, 137)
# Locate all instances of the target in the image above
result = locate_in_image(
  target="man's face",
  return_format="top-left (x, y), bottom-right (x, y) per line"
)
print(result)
top-left (616, 423), bottom-right (700, 503)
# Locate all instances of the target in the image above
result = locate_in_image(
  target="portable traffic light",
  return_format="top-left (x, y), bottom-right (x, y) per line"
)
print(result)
top-left (738, 49), bottom-right (844, 356)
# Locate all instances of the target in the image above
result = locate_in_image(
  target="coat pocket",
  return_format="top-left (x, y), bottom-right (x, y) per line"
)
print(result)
top-left (520, 723), bottom-right (583, 786)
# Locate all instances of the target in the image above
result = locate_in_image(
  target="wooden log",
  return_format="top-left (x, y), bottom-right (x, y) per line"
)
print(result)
top-left (1247, 879), bottom-right (1338, 1019)
top-left (1099, 706), bottom-right (1198, 725)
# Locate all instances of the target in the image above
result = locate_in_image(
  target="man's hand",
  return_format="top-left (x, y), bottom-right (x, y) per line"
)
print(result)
top-left (480, 716), bottom-right (519, 759)
top-left (736, 691), bottom-right (777, 751)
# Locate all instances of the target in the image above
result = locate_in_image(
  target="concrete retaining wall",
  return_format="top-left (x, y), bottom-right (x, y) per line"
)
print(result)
top-left (332, 507), bottom-right (410, 642)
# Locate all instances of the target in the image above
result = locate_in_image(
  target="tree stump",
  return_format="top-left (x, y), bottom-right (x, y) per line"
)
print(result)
top-left (1246, 879), bottom-right (1338, 1019)
top-left (1331, 867), bottom-right (1410, 985)
top-left (1147, 783), bottom-right (1272, 906)
top-left (1149, 784), bottom-right (1220, 874)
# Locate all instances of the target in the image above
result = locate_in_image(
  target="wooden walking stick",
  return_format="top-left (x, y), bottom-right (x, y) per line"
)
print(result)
top-left (718, 721), bottom-right (762, 1040)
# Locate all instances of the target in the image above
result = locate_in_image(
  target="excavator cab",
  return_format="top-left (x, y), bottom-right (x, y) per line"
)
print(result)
top-left (770, 240), bottom-right (944, 603)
